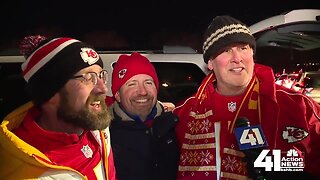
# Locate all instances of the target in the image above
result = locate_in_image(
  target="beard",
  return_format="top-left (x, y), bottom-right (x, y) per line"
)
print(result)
top-left (57, 89), bottom-right (112, 130)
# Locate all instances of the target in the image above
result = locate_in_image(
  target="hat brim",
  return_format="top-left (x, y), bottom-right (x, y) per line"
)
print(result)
top-left (203, 33), bottom-right (256, 63)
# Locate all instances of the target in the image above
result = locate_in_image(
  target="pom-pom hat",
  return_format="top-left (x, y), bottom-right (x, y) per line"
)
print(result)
top-left (111, 52), bottom-right (159, 96)
top-left (20, 36), bottom-right (103, 106)
top-left (203, 15), bottom-right (256, 63)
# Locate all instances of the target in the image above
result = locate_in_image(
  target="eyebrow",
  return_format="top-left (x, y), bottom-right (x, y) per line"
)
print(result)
top-left (126, 78), bottom-right (154, 84)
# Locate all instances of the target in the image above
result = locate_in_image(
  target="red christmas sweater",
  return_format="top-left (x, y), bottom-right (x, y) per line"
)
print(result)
top-left (174, 64), bottom-right (320, 179)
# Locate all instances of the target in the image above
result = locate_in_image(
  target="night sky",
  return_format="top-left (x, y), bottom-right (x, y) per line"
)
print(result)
top-left (1, 0), bottom-right (318, 51)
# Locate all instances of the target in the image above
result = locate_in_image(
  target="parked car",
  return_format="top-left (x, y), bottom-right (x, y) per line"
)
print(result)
top-left (2, 9), bottom-right (319, 119)
top-left (249, 9), bottom-right (320, 103)
top-left (0, 46), bottom-right (209, 119)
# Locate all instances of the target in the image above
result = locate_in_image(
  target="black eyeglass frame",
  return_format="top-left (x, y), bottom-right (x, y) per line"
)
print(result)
top-left (72, 70), bottom-right (108, 86)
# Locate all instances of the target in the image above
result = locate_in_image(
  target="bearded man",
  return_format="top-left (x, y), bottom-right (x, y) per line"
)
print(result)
top-left (0, 35), bottom-right (116, 179)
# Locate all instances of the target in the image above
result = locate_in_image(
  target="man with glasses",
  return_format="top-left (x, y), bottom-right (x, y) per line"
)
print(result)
top-left (0, 35), bottom-right (116, 179)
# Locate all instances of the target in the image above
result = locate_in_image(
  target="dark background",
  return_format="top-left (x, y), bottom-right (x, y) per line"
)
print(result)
top-left (1, 0), bottom-right (318, 52)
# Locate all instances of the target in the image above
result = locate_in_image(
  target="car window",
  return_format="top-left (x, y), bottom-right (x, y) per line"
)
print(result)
top-left (152, 62), bottom-right (206, 104)
top-left (0, 63), bottom-right (30, 119)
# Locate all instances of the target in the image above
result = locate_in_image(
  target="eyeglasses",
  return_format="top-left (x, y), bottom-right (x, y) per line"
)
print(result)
top-left (72, 70), bottom-right (108, 86)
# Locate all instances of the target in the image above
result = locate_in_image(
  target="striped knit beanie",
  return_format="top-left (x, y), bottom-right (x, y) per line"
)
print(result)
top-left (19, 35), bottom-right (103, 106)
top-left (203, 15), bottom-right (256, 63)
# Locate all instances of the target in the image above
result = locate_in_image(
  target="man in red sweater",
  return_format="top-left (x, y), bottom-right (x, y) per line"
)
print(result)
top-left (174, 15), bottom-right (320, 179)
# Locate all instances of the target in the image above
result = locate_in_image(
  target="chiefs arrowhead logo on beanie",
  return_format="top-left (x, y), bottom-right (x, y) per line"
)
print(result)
top-left (20, 35), bottom-right (103, 106)
top-left (111, 52), bottom-right (159, 96)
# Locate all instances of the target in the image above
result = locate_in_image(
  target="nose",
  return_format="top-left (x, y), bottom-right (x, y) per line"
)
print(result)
top-left (93, 78), bottom-right (108, 94)
top-left (137, 83), bottom-right (147, 95)
top-left (231, 48), bottom-right (242, 63)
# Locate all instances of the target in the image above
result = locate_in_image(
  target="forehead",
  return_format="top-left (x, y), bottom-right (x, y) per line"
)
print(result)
top-left (126, 74), bottom-right (153, 82)
top-left (224, 42), bottom-right (250, 49)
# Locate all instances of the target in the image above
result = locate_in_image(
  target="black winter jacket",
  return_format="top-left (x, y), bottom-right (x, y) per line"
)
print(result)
top-left (110, 102), bottom-right (179, 180)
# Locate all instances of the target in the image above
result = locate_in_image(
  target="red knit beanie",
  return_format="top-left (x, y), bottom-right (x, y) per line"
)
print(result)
top-left (111, 52), bottom-right (159, 96)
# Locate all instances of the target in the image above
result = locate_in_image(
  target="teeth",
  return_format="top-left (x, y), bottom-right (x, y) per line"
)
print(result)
top-left (92, 101), bottom-right (100, 105)
top-left (136, 99), bottom-right (147, 103)
top-left (231, 68), bottom-right (243, 72)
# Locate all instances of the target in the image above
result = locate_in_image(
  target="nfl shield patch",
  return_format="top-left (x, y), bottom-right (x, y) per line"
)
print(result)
top-left (228, 102), bottom-right (236, 112)
top-left (81, 144), bottom-right (93, 158)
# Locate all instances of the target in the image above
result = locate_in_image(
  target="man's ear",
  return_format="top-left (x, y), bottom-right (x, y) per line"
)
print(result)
top-left (207, 59), bottom-right (214, 71)
top-left (114, 91), bottom-right (121, 102)
top-left (41, 92), bottom-right (60, 110)
top-left (48, 92), bottom-right (60, 105)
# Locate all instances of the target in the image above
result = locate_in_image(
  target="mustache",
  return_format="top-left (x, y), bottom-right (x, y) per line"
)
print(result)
top-left (134, 94), bottom-right (152, 99)
top-left (87, 94), bottom-right (107, 103)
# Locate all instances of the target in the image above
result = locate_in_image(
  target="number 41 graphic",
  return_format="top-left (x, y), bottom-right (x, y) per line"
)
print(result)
top-left (254, 149), bottom-right (304, 171)
top-left (254, 150), bottom-right (281, 171)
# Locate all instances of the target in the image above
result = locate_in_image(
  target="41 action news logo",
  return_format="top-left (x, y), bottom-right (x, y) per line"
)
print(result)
top-left (254, 149), bottom-right (304, 171)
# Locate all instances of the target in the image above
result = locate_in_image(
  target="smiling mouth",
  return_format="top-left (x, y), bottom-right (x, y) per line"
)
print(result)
top-left (132, 98), bottom-right (152, 107)
top-left (90, 101), bottom-right (101, 110)
top-left (230, 67), bottom-right (244, 72)
top-left (135, 99), bottom-right (148, 103)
